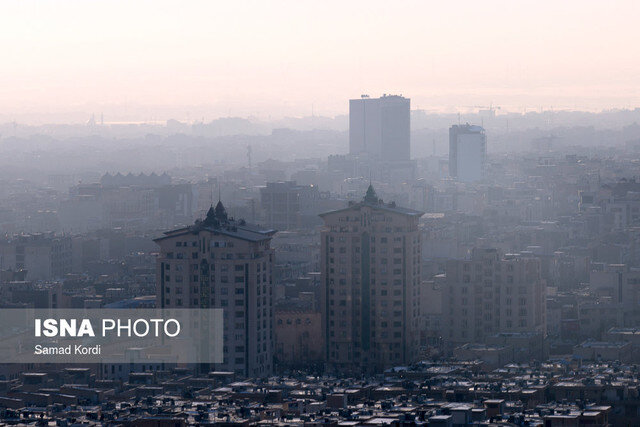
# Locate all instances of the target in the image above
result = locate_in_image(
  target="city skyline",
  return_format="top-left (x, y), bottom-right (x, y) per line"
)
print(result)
top-left (2, 1), bottom-right (640, 423)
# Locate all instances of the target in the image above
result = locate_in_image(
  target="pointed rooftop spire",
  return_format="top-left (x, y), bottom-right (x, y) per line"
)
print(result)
top-left (206, 205), bottom-right (215, 220)
top-left (201, 204), bottom-right (217, 226)
top-left (364, 184), bottom-right (379, 204)
top-left (215, 200), bottom-right (228, 221)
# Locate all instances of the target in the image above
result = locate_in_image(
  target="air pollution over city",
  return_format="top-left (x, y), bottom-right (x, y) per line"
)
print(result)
top-left (1, 0), bottom-right (640, 425)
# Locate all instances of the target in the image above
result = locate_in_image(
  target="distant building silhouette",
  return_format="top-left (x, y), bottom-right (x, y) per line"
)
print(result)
top-left (260, 181), bottom-right (320, 230)
top-left (0, 233), bottom-right (71, 281)
top-left (101, 172), bottom-right (171, 188)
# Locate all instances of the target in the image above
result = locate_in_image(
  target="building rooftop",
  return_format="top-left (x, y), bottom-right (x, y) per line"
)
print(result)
top-left (320, 185), bottom-right (424, 218)
top-left (155, 200), bottom-right (276, 243)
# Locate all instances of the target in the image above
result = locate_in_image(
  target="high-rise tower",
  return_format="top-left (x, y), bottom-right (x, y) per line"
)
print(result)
top-left (320, 186), bottom-right (423, 373)
top-left (349, 95), bottom-right (410, 161)
top-left (154, 201), bottom-right (276, 377)
top-left (449, 124), bottom-right (486, 183)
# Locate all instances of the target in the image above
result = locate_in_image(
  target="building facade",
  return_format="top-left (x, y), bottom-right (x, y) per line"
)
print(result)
top-left (260, 181), bottom-right (320, 231)
top-left (0, 233), bottom-right (72, 281)
top-left (349, 95), bottom-right (410, 161)
top-left (442, 248), bottom-right (547, 347)
top-left (154, 201), bottom-right (276, 377)
top-left (449, 124), bottom-right (486, 183)
top-left (274, 308), bottom-right (323, 368)
top-left (320, 186), bottom-right (423, 373)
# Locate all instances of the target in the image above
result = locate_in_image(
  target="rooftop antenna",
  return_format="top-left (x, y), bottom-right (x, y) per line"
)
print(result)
top-left (218, 179), bottom-right (221, 203)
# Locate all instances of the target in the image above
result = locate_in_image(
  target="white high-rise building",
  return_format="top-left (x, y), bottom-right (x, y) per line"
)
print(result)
top-left (349, 95), bottom-right (410, 161)
top-left (449, 124), bottom-right (486, 183)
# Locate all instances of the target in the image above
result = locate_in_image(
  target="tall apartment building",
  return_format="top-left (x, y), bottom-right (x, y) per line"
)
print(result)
top-left (320, 186), bottom-right (424, 373)
top-left (449, 124), bottom-right (486, 183)
top-left (349, 95), bottom-right (410, 161)
top-left (154, 201), bottom-right (276, 377)
top-left (442, 248), bottom-right (546, 347)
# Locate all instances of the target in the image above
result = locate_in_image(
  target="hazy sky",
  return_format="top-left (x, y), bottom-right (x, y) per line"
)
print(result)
top-left (1, 0), bottom-right (639, 122)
